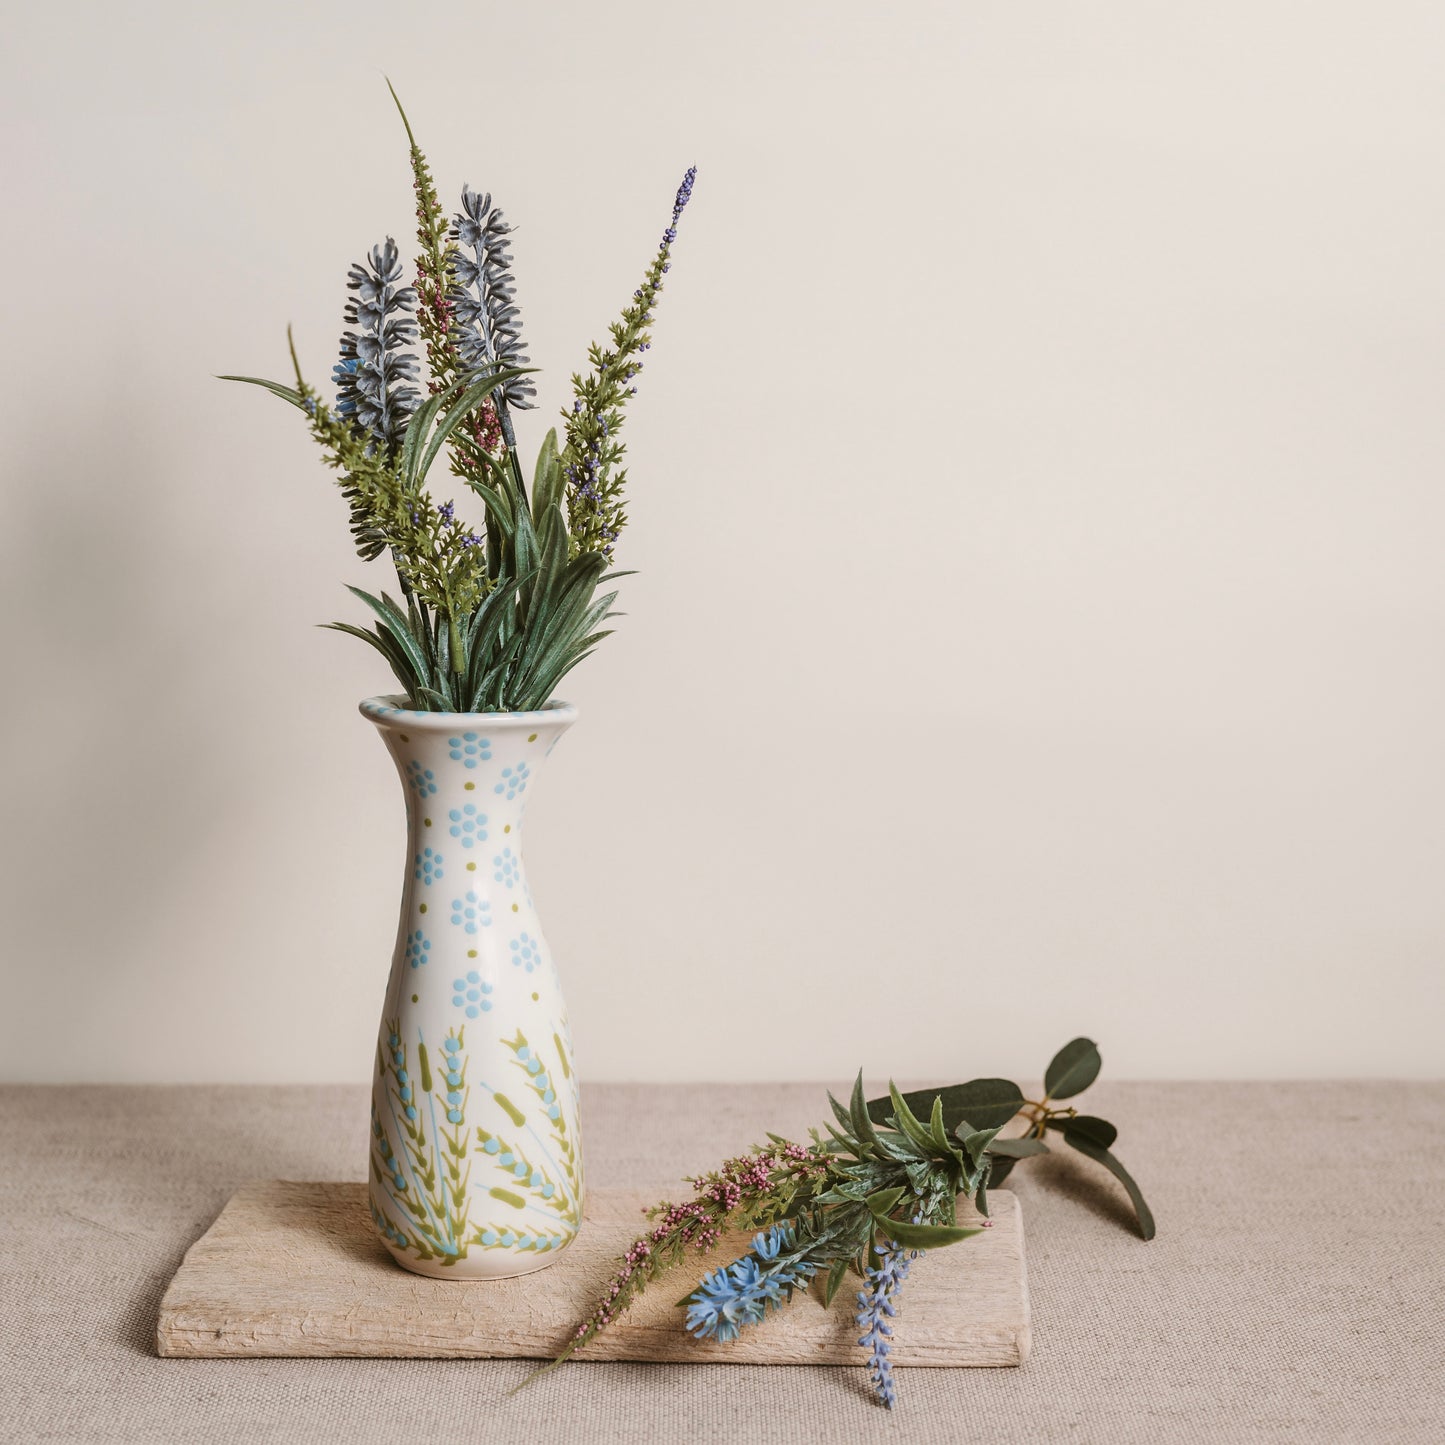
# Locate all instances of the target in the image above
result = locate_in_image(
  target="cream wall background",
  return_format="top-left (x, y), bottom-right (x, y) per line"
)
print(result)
top-left (1, 2), bottom-right (1442, 1084)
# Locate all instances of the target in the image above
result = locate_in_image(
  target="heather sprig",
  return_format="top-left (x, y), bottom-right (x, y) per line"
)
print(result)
top-left (292, 365), bottom-right (484, 613)
top-left (563, 164), bottom-right (697, 557)
top-left (387, 80), bottom-right (460, 393)
top-left (525, 1141), bottom-right (831, 1382)
top-left (541, 1039), bottom-right (1154, 1410)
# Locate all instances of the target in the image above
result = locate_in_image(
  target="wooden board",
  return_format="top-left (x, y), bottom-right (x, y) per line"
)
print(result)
top-left (157, 1181), bottom-right (1030, 1365)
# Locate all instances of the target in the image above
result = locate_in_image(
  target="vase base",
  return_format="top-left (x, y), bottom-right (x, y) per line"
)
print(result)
top-left (380, 1234), bottom-right (578, 1281)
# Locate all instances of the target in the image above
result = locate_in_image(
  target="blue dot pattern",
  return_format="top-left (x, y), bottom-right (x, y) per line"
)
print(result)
top-left (452, 970), bottom-right (493, 1018)
top-left (492, 847), bottom-right (519, 888)
top-left (509, 931), bottom-right (541, 972)
top-left (450, 889), bottom-right (491, 933)
top-left (413, 847), bottom-right (444, 885)
top-left (404, 930), bottom-right (430, 969)
top-left (448, 803), bottom-right (487, 848)
top-left (493, 762), bottom-right (530, 800)
top-left (448, 732), bottom-right (493, 768)
top-left (406, 760), bottom-right (437, 799)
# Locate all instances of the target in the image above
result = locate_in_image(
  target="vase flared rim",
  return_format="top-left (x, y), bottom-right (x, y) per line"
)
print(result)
top-left (359, 695), bottom-right (578, 730)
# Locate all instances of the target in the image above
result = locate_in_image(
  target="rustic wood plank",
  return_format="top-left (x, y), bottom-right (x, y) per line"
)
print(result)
top-left (157, 1181), bottom-right (1029, 1365)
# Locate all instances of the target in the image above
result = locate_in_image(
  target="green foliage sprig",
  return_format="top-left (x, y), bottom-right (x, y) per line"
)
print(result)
top-left (223, 85), bottom-right (696, 713)
top-left (536, 1038), bottom-right (1153, 1409)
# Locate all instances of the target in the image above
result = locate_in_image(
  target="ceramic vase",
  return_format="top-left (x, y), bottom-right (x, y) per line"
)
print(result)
top-left (360, 695), bottom-right (584, 1279)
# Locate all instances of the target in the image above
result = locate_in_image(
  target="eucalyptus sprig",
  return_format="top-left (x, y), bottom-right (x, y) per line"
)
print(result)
top-left (223, 84), bottom-right (696, 713)
top-left (538, 1038), bottom-right (1153, 1410)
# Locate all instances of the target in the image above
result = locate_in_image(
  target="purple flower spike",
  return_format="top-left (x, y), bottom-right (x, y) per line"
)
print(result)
top-left (856, 1237), bottom-right (916, 1410)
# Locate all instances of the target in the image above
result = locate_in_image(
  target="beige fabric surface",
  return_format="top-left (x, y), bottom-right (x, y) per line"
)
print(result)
top-left (2, 1081), bottom-right (1441, 1444)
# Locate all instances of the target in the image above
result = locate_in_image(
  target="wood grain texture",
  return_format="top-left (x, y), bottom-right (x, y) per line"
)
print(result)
top-left (156, 1181), bottom-right (1030, 1365)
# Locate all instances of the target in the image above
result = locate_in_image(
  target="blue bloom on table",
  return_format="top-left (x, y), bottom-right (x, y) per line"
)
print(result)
top-left (684, 1225), bottom-right (816, 1344)
top-left (856, 1236), bottom-right (916, 1410)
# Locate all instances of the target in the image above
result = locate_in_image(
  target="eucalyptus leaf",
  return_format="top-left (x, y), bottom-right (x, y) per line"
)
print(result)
top-left (1062, 1134), bottom-right (1156, 1240)
top-left (1044, 1038), bottom-right (1102, 1100)
top-left (987, 1155), bottom-right (1017, 1189)
top-left (1054, 1115), bottom-right (1118, 1151)
top-left (867, 1077), bottom-right (1024, 1134)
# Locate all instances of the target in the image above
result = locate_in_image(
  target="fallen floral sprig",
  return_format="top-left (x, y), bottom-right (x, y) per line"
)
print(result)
top-left (530, 1037), bottom-right (1153, 1408)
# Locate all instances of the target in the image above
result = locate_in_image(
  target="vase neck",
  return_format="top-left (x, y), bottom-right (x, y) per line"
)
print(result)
top-left (363, 708), bottom-right (574, 862)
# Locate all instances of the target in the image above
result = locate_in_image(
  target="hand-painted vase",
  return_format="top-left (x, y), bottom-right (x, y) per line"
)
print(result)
top-left (360, 695), bottom-right (583, 1279)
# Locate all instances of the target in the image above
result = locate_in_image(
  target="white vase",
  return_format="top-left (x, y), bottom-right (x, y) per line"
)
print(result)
top-left (360, 695), bottom-right (584, 1279)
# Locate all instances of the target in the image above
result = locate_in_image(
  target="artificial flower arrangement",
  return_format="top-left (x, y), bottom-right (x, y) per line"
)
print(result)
top-left (221, 89), bottom-right (1155, 1406)
top-left (224, 81), bottom-right (695, 710)
top-left (222, 85), bottom-right (700, 1283)
top-left (538, 1038), bottom-right (1154, 1409)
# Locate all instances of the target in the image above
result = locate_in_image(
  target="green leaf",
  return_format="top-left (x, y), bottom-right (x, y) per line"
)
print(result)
top-left (398, 383), bottom-right (455, 489)
top-left (463, 475), bottom-right (516, 535)
top-left (985, 1136), bottom-right (1051, 1159)
top-left (826, 1091), bottom-right (854, 1136)
top-left (409, 369), bottom-right (534, 489)
top-left (1062, 1134), bottom-right (1156, 1240)
top-left (320, 622), bottom-right (419, 695)
top-left (343, 587), bottom-right (431, 687)
top-left (847, 1072), bottom-right (881, 1155)
top-left (1054, 1115), bottom-right (1118, 1151)
top-left (975, 1180), bottom-right (989, 1217)
top-left (864, 1186), bottom-right (907, 1216)
top-left (870, 1215), bottom-right (983, 1250)
top-left (823, 1257), bottom-right (850, 1308)
top-left (867, 1078), bottom-right (1025, 1134)
top-left (217, 374), bottom-right (309, 411)
top-left (887, 1082), bottom-right (937, 1153)
top-left (1044, 1038), bottom-right (1101, 1100)
top-left (959, 1125), bottom-right (1003, 1166)
top-left (531, 429), bottom-right (564, 520)
top-left (988, 1155), bottom-right (1017, 1189)
top-left (927, 1094), bottom-right (954, 1153)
